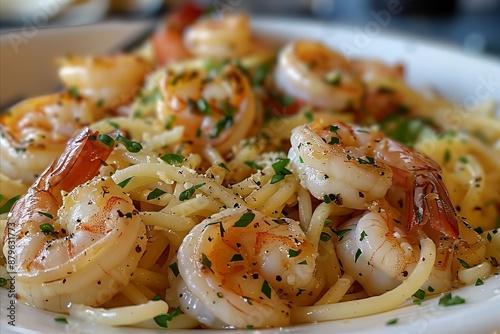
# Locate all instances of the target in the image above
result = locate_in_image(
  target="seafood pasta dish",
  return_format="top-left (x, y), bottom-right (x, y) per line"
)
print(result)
top-left (1, 4), bottom-right (499, 330)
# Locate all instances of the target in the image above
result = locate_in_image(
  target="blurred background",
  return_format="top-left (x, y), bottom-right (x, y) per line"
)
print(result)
top-left (1, 0), bottom-right (500, 56)
top-left (1, 0), bottom-right (499, 108)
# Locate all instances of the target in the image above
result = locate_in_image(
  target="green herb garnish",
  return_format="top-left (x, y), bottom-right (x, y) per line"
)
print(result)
top-left (116, 134), bottom-right (142, 153)
top-left (179, 183), bottom-right (205, 201)
top-left (147, 188), bottom-right (167, 201)
top-left (438, 293), bottom-right (466, 306)
top-left (160, 153), bottom-right (184, 165)
top-left (233, 212), bottom-right (256, 227)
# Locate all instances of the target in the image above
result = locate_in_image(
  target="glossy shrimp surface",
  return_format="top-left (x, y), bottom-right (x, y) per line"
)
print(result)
top-left (184, 14), bottom-right (252, 59)
top-left (336, 209), bottom-right (455, 296)
top-left (288, 118), bottom-right (459, 237)
top-left (158, 64), bottom-right (256, 154)
top-left (0, 93), bottom-right (101, 184)
top-left (3, 128), bottom-right (147, 312)
top-left (274, 40), bottom-right (363, 111)
top-left (336, 210), bottom-right (420, 296)
top-left (57, 54), bottom-right (150, 110)
top-left (172, 207), bottom-right (319, 329)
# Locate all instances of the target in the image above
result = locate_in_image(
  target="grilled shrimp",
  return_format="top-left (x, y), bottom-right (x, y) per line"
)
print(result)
top-left (2, 128), bottom-right (147, 312)
top-left (57, 54), bottom-right (150, 110)
top-left (171, 208), bottom-right (320, 329)
top-left (351, 59), bottom-right (408, 121)
top-left (151, 3), bottom-right (204, 64)
top-left (184, 14), bottom-right (252, 59)
top-left (288, 118), bottom-right (459, 237)
top-left (0, 93), bottom-right (101, 184)
top-left (157, 64), bottom-right (256, 154)
top-left (335, 209), bottom-right (452, 296)
top-left (274, 40), bottom-right (363, 111)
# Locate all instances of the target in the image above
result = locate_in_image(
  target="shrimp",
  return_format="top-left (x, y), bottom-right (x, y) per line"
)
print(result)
top-left (274, 41), bottom-right (363, 111)
top-left (184, 14), bottom-right (252, 59)
top-left (171, 207), bottom-right (320, 329)
top-left (335, 210), bottom-right (420, 296)
top-left (351, 59), bottom-right (408, 122)
top-left (335, 209), bottom-right (452, 296)
top-left (57, 54), bottom-right (151, 110)
top-left (157, 64), bottom-right (256, 154)
top-left (288, 118), bottom-right (459, 237)
top-left (151, 2), bottom-right (204, 64)
top-left (2, 128), bottom-right (147, 312)
top-left (0, 93), bottom-right (101, 184)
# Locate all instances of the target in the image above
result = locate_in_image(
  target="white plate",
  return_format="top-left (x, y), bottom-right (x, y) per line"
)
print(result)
top-left (1, 17), bottom-right (500, 334)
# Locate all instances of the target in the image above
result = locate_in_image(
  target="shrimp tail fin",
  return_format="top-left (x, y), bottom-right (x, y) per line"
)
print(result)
top-left (408, 172), bottom-right (459, 238)
top-left (35, 127), bottom-right (114, 202)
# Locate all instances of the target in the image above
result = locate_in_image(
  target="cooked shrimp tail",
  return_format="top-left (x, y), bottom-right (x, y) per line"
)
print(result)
top-left (410, 172), bottom-right (459, 238)
top-left (36, 127), bottom-right (115, 200)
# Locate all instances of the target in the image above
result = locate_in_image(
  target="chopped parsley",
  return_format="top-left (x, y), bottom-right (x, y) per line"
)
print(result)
top-left (427, 286), bottom-right (435, 293)
top-left (354, 248), bottom-right (362, 263)
top-left (169, 262), bottom-right (179, 277)
top-left (210, 114), bottom-right (233, 138)
top-left (412, 289), bottom-right (426, 300)
top-left (68, 86), bottom-right (79, 98)
top-left (153, 306), bottom-right (181, 328)
top-left (147, 188), bottom-right (167, 201)
top-left (328, 137), bottom-right (340, 145)
top-left (386, 318), bottom-right (398, 326)
top-left (487, 233), bottom-right (492, 243)
top-left (96, 133), bottom-right (115, 148)
top-left (378, 114), bottom-right (434, 147)
top-left (251, 63), bottom-right (271, 86)
top-left (230, 254), bottom-right (244, 262)
top-left (288, 249), bottom-right (299, 258)
top-left (179, 183), bottom-right (205, 201)
top-left (233, 212), bottom-right (256, 227)
top-left (329, 125), bottom-right (339, 134)
top-left (116, 134), bottom-right (142, 153)
top-left (359, 230), bottom-right (368, 241)
top-left (473, 226), bottom-right (484, 234)
top-left (331, 228), bottom-right (351, 241)
top-left (54, 317), bottom-right (68, 324)
top-left (164, 115), bottom-right (176, 129)
top-left (475, 278), bottom-right (484, 286)
top-left (201, 253), bottom-right (213, 271)
top-left (324, 72), bottom-right (342, 86)
top-left (0, 278), bottom-right (7, 287)
top-left (320, 232), bottom-right (332, 242)
top-left (270, 158), bottom-right (292, 184)
top-left (0, 195), bottom-right (20, 215)
top-left (457, 258), bottom-right (471, 269)
top-left (106, 120), bottom-right (119, 129)
top-left (196, 98), bottom-right (212, 115)
top-left (39, 223), bottom-right (55, 234)
top-left (438, 293), bottom-right (466, 306)
top-left (357, 156), bottom-right (376, 165)
top-left (160, 153), bottom-right (184, 165)
top-left (38, 211), bottom-right (54, 219)
top-left (218, 163), bottom-right (230, 171)
top-left (261, 280), bottom-right (272, 299)
top-left (444, 149), bottom-right (451, 163)
top-left (323, 195), bottom-right (332, 203)
top-left (244, 161), bottom-right (263, 170)
top-left (117, 177), bottom-right (133, 188)
top-left (304, 110), bottom-right (314, 122)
